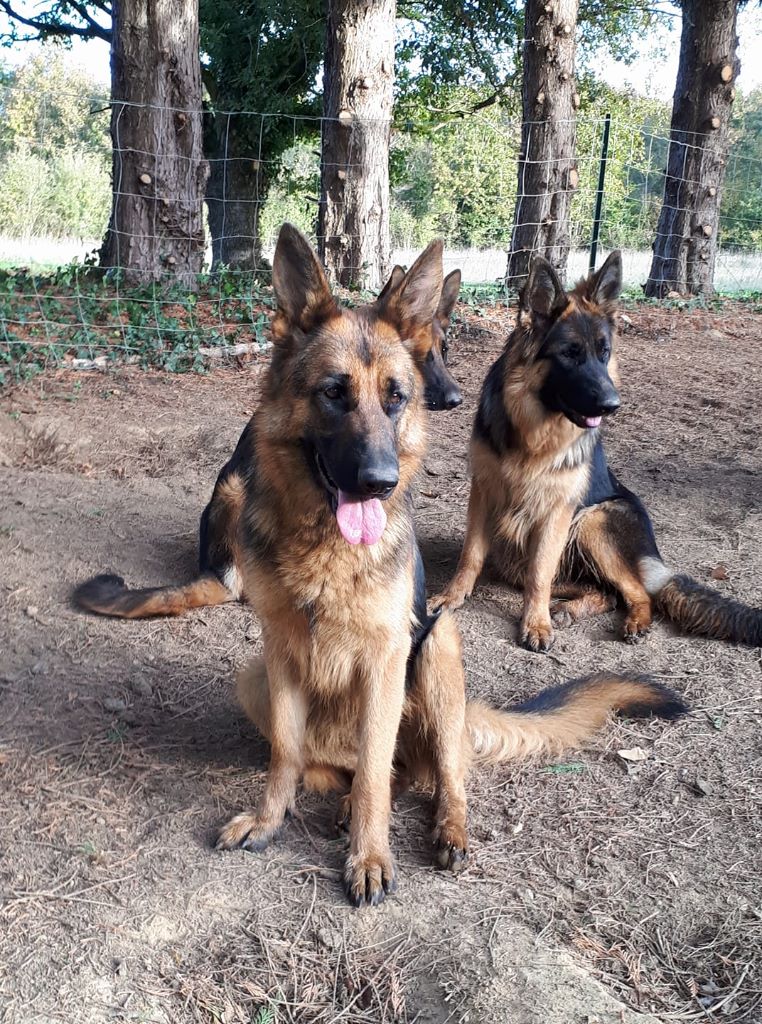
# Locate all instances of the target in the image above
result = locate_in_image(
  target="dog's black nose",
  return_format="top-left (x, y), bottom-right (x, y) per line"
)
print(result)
top-left (599, 395), bottom-right (621, 416)
top-left (443, 388), bottom-right (462, 409)
top-left (358, 462), bottom-right (399, 496)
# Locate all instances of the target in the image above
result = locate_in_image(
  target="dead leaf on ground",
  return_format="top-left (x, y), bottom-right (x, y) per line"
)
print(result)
top-left (617, 747), bottom-right (648, 763)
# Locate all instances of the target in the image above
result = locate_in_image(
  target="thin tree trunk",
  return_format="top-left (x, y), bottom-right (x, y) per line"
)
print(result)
top-left (205, 113), bottom-right (267, 272)
top-left (506, 0), bottom-right (580, 288)
top-left (319, 0), bottom-right (394, 290)
top-left (100, 0), bottom-right (209, 289)
top-left (644, 0), bottom-right (739, 297)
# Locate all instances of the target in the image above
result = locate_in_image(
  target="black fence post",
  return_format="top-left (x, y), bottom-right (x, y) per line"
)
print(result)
top-left (589, 112), bottom-right (612, 274)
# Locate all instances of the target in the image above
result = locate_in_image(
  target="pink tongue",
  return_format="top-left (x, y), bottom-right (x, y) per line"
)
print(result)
top-left (336, 491), bottom-right (387, 545)
top-left (583, 416), bottom-right (602, 429)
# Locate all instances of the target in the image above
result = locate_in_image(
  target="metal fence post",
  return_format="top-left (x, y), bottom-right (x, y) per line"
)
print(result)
top-left (589, 112), bottom-right (612, 274)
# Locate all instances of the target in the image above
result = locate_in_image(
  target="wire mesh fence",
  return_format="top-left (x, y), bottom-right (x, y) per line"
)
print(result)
top-left (1, 82), bottom-right (762, 382)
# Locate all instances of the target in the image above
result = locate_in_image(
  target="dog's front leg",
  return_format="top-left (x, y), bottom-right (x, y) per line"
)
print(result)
top-left (433, 476), bottom-right (490, 610)
top-left (217, 652), bottom-right (307, 851)
top-left (344, 644), bottom-right (408, 907)
top-left (521, 503), bottom-right (574, 652)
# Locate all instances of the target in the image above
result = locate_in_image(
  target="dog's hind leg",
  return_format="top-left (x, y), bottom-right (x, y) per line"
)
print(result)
top-left (402, 611), bottom-right (469, 874)
top-left (574, 502), bottom-right (655, 642)
top-left (549, 583), bottom-right (617, 629)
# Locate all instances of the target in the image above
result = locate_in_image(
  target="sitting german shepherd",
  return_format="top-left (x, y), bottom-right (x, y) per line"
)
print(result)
top-left (72, 263), bottom-right (462, 620)
top-left (434, 252), bottom-right (762, 652)
top-left (194, 225), bottom-right (683, 905)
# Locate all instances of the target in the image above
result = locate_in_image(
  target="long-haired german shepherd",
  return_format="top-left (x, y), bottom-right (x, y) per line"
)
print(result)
top-left (434, 252), bottom-right (762, 652)
top-left (182, 225), bottom-right (683, 906)
top-left (72, 262), bottom-right (462, 620)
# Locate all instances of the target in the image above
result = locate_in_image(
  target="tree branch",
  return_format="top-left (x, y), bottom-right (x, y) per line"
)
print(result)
top-left (0, 0), bottom-right (111, 42)
top-left (67, 0), bottom-right (112, 40)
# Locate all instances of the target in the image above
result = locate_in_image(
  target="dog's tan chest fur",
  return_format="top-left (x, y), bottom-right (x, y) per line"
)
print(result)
top-left (472, 436), bottom-right (591, 559)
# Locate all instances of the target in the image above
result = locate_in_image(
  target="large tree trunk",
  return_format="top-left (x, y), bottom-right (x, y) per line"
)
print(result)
top-left (644, 0), bottom-right (739, 297)
top-left (204, 113), bottom-right (267, 272)
top-left (506, 0), bottom-right (579, 288)
top-left (319, 0), bottom-right (394, 290)
top-left (100, 0), bottom-right (209, 288)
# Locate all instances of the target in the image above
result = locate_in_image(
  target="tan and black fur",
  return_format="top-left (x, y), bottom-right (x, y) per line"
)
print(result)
top-left (435, 252), bottom-right (762, 651)
top-left (71, 263), bottom-right (463, 621)
top-left (200, 225), bottom-right (686, 906)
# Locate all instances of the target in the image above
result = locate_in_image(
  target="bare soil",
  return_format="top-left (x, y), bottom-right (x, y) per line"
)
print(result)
top-left (1, 300), bottom-right (761, 1024)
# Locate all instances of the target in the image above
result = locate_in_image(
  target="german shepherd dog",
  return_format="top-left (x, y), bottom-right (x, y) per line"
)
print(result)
top-left (184, 225), bottom-right (683, 906)
top-left (434, 252), bottom-right (762, 652)
top-left (72, 263), bottom-right (462, 620)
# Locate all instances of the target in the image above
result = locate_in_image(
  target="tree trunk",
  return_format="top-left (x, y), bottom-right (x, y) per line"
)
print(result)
top-left (100, 0), bottom-right (209, 289)
top-left (205, 113), bottom-right (267, 272)
top-left (644, 0), bottom-right (739, 297)
top-left (505, 0), bottom-right (579, 288)
top-left (319, 0), bottom-right (394, 290)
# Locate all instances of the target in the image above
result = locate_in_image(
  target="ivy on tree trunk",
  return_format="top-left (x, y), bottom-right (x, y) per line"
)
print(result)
top-left (506, 0), bottom-right (579, 288)
top-left (645, 0), bottom-right (739, 298)
top-left (319, 0), bottom-right (394, 290)
top-left (99, 0), bottom-right (209, 289)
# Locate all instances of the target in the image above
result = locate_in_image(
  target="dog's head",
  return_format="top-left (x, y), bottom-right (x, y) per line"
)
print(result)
top-left (267, 224), bottom-right (442, 545)
top-left (378, 266), bottom-right (462, 411)
top-left (520, 252), bottom-right (622, 429)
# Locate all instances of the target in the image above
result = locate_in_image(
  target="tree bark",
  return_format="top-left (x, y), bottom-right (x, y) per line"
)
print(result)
top-left (319, 0), bottom-right (394, 290)
top-left (205, 113), bottom-right (267, 272)
top-left (506, 0), bottom-right (579, 288)
top-left (100, 0), bottom-right (209, 289)
top-left (644, 0), bottom-right (739, 297)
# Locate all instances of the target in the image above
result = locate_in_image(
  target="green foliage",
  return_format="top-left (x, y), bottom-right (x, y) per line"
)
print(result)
top-left (1, 51), bottom-right (109, 157)
top-left (391, 90), bottom-right (521, 248)
top-left (721, 86), bottom-right (762, 248)
top-left (396, 1), bottom-right (673, 113)
top-left (259, 141), bottom-right (320, 247)
top-left (0, 266), bottom-right (274, 387)
top-left (0, 146), bottom-right (110, 238)
top-left (0, 51), bottom-right (110, 240)
top-left (199, 0), bottom-right (324, 183)
top-left (573, 82), bottom-right (671, 250)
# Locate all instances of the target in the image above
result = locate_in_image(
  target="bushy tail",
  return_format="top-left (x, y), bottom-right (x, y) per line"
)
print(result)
top-left (466, 673), bottom-right (686, 765)
top-left (72, 573), bottom-right (233, 619)
top-left (639, 556), bottom-right (762, 646)
top-left (657, 574), bottom-right (762, 647)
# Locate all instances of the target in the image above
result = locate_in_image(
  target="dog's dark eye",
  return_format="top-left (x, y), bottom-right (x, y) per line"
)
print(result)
top-left (565, 344), bottom-right (583, 361)
top-left (442, 340), bottom-right (450, 364)
top-left (597, 337), bottom-right (610, 359)
top-left (323, 384), bottom-right (343, 401)
top-left (388, 390), bottom-right (404, 407)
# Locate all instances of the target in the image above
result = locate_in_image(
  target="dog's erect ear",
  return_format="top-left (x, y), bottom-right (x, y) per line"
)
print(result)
top-left (437, 269), bottom-right (461, 326)
top-left (377, 265), bottom-right (405, 304)
top-left (380, 239), bottom-right (444, 329)
top-left (587, 250), bottom-right (622, 305)
top-left (272, 223), bottom-right (338, 333)
top-left (523, 257), bottom-right (567, 319)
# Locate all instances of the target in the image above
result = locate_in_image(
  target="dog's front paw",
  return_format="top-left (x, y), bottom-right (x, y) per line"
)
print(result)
top-left (215, 813), bottom-right (277, 852)
top-left (344, 849), bottom-right (397, 907)
top-left (520, 617), bottom-right (555, 653)
top-left (623, 603), bottom-right (652, 644)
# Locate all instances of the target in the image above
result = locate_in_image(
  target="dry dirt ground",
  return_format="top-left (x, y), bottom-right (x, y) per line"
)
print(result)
top-left (1, 300), bottom-right (761, 1024)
